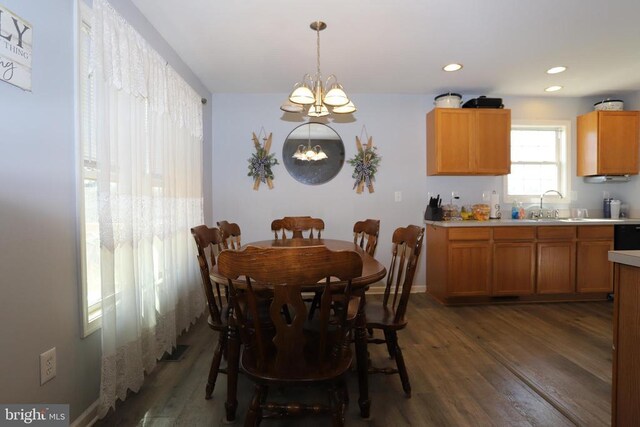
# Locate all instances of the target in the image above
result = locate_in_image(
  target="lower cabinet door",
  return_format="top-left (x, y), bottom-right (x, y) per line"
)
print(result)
top-left (537, 242), bottom-right (576, 294)
top-left (493, 242), bottom-right (535, 295)
top-left (576, 240), bottom-right (613, 293)
top-left (448, 242), bottom-right (491, 296)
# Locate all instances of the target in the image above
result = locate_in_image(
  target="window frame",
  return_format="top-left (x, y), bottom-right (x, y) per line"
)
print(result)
top-left (77, 0), bottom-right (101, 337)
top-left (502, 119), bottom-right (572, 206)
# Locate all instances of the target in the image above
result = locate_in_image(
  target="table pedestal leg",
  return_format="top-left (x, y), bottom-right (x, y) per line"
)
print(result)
top-left (354, 306), bottom-right (371, 418)
top-left (225, 323), bottom-right (239, 422)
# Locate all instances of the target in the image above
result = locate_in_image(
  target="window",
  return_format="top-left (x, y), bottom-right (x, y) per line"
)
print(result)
top-left (78, 2), bottom-right (101, 335)
top-left (504, 121), bottom-right (570, 204)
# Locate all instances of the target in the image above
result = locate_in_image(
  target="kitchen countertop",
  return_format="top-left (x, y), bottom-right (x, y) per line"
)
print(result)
top-left (424, 218), bottom-right (640, 227)
top-left (608, 250), bottom-right (640, 268)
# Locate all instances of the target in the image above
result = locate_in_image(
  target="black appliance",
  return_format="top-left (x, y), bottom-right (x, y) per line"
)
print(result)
top-left (614, 224), bottom-right (640, 250)
top-left (462, 96), bottom-right (503, 109)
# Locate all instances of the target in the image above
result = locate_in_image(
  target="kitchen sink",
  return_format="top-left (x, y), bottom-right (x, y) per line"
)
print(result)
top-left (559, 218), bottom-right (624, 222)
top-left (516, 218), bottom-right (626, 223)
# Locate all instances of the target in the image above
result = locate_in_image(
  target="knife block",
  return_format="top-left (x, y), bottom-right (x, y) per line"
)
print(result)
top-left (425, 205), bottom-right (443, 221)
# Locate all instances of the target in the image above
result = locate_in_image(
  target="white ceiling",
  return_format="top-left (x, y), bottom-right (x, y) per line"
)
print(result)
top-left (131, 0), bottom-right (640, 98)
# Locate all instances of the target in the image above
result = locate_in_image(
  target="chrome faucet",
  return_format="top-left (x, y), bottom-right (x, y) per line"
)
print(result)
top-left (540, 190), bottom-right (564, 209)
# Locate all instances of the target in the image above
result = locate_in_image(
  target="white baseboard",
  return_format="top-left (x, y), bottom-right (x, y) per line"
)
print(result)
top-left (71, 399), bottom-right (99, 427)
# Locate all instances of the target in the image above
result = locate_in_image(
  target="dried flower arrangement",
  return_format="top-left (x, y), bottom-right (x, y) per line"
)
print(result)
top-left (348, 132), bottom-right (381, 194)
top-left (247, 130), bottom-right (278, 190)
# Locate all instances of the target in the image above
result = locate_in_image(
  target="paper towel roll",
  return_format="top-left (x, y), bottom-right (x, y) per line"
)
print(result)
top-left (490, 192), bottom-right (500, 219)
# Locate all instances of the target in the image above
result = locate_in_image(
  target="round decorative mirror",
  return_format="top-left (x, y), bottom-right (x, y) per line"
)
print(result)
top-left (282, 123), bottom-right (345, 185)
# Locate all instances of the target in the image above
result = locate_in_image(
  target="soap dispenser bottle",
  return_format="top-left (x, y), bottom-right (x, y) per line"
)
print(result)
top-left (512, 200), bottom-right (519, 219)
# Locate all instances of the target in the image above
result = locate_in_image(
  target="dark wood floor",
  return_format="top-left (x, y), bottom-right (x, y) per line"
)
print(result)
top-left (95, 294), bottom-right (613, 426)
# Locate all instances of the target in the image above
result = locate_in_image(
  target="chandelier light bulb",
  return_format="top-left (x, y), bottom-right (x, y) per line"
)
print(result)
top-left (307, 104), bottom-right (329, 117)
top-left (324, 82), bottom-right (349, 107)
top-left (332, 101), bottom-right (356, 114)
top-left (289, 82), bottom-right (315, 105)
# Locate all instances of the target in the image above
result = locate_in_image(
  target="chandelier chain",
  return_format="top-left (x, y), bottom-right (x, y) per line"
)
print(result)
top-left (316, 22), bottom-right (321, 78)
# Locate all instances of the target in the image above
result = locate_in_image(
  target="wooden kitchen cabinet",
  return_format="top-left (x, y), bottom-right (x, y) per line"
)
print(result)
top-left (576, 226), bottom-right (614, 293)
top-left (492, 227), bottom-right (536, 295)
top-left (536, 226), bottom-right (576, 294)
top-left (426, 224), bottom-right (613, 304)
top-left (445, 228), bottom-right (492, 296)
top-left (611, 263), bottom-right (640, 426)
top-left (426, 227), bottom-right (492, 301)
top-left (449, 241), bottom-right (492, 296)
top-left (427, 108), bottom-right (511, 175)
top-left (577, 110), bottom-right (640, 176)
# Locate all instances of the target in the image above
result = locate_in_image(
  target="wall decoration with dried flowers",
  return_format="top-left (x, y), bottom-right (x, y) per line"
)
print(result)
top-left (348, 127), bottom-right (381, 194)
top-left (247, 129), bottom-right (278, 190)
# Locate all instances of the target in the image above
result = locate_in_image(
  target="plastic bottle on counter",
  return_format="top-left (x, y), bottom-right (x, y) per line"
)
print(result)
top-left (518, 202), bottom-right (526, 219)
top-left (512, 200), bottom-right (519, 219)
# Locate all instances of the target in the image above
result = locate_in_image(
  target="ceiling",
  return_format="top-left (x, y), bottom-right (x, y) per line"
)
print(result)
top-left (131, 0), bottom-right (640, 98)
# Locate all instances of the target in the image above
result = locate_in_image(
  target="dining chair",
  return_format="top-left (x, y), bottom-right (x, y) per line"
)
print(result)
top-left (217, 220), bottom-right (242, 249)
top-left (190, 225), bottom-right (229, 400)
top-left (353, 219), bottom-right (380, 256)
top-left (217, 245), bottom-right (363, 426)
top-left (365, 224), bottom-right (424, 398)
top-left (270, 218), bottom-right (288, 240)
top-left (272, 216), bottom-right (324, 239)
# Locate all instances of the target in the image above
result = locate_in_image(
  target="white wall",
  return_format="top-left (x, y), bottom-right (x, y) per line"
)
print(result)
top-left (0, 0), bottom-right (101, 417)
top-left (212, 93), bottom-right (429, 288)
top-left (211, 92), bottom-right (640, 289)
top-left (0, 0), bottom-right (211, 421)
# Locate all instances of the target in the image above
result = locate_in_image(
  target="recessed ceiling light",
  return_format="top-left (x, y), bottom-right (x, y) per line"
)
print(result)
top-left (545, 85), bottom-right (563, 92)
top-left (546, 66), bottom-right (567, 74)
top-left (443, 63), bottom-right (463, 72)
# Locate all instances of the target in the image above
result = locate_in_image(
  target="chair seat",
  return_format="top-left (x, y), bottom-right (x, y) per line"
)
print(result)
top-left (364, 302), bottom-right (408, 331)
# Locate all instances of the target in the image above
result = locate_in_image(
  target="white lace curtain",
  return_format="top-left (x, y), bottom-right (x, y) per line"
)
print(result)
top-left (91, 0), bottom-right (204, 417)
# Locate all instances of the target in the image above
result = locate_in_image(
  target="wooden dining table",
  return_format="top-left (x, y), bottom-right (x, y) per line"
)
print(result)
top-left (210, 238), bottom-right (386, 421)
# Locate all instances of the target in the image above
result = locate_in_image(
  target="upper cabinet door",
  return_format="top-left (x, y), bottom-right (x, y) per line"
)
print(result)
top-left (598, 112), bottom-right (640, 175)
top-left (475, 109), bottom-right (511, 175)
top-left (427, 108), bottom-right (473, 174)
top-left (427, 108), bottom-right (511, 176)
top-left (577, 110), bottom-right (640, 176)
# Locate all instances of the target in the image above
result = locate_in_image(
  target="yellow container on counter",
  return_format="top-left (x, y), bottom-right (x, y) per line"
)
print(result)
top-left (472, 204), bottom-right (490, 221)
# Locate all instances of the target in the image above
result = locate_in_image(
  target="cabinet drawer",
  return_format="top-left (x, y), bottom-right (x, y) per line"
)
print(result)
top-left (577, 225), bottom-right (614, 240)
top-left (537, 226), bottom-right (576, 240)
top-left (449, 227), bottom-right (491, 241)
top-left (493, 227), bottom-right (535, 241)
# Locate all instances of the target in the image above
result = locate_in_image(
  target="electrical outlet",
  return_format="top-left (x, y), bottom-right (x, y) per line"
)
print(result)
top-left (40, 347), bottom-right (56, 385)
top-left (395, 191), bottom-right (402, 202)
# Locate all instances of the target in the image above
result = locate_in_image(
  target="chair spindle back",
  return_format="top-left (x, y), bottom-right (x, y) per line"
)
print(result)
top-left (383, 225), bottom-right (425, 323)
top-left (217, 220), bottom-right (242, 250)
top-left (218, 245), bottom-right (362, 376)
top-left (353, 219), bottom-right (380, 256)
top-left (191, 225), bottom-right (226, 325)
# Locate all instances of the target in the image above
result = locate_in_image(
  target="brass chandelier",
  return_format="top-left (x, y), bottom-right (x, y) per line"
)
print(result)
top-left (280, 21), bottom-right (356, 117)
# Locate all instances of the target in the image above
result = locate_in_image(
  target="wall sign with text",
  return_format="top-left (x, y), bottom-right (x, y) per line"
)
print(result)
top-left (0, 4), bottom-right (32, 91)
